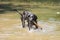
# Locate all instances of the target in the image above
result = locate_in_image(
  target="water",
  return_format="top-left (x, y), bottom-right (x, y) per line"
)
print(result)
top-left (0, 18), bottom-right (60, 40)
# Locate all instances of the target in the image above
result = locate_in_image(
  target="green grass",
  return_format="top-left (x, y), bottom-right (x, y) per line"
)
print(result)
top-left (30, 8), bottom-right (60, 21)
top-left (0, 8), bottom-right (60, 21)
top-left (0, 2), bottom-right (60, 21)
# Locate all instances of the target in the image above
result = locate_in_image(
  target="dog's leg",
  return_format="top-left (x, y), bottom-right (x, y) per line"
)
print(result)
top-left (28, 20), bottom-right (33, 30)
top-left (21, 17), bottom-right (25, 28)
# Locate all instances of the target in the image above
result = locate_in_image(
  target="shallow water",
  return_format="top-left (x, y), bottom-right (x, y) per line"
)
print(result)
top-left (0, 18), bottom-right (60, 40)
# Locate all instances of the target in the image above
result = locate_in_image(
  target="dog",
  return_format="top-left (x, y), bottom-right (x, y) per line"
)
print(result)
top-left (15, 9), bottom-right (38, 30)
top-left (22, 11), bottom-right (38, 30)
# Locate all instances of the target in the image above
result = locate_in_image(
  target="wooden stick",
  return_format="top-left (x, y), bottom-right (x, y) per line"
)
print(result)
top-left (33, 21), bottom-right (42, 30)
top-left (16, 10), bottom-right (22, 16)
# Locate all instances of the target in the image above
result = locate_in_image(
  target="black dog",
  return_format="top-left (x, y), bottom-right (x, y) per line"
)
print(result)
top-left (22, 11), bottom-right (38, 30)
top-left (15, 10), bottom-right (38, 30)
